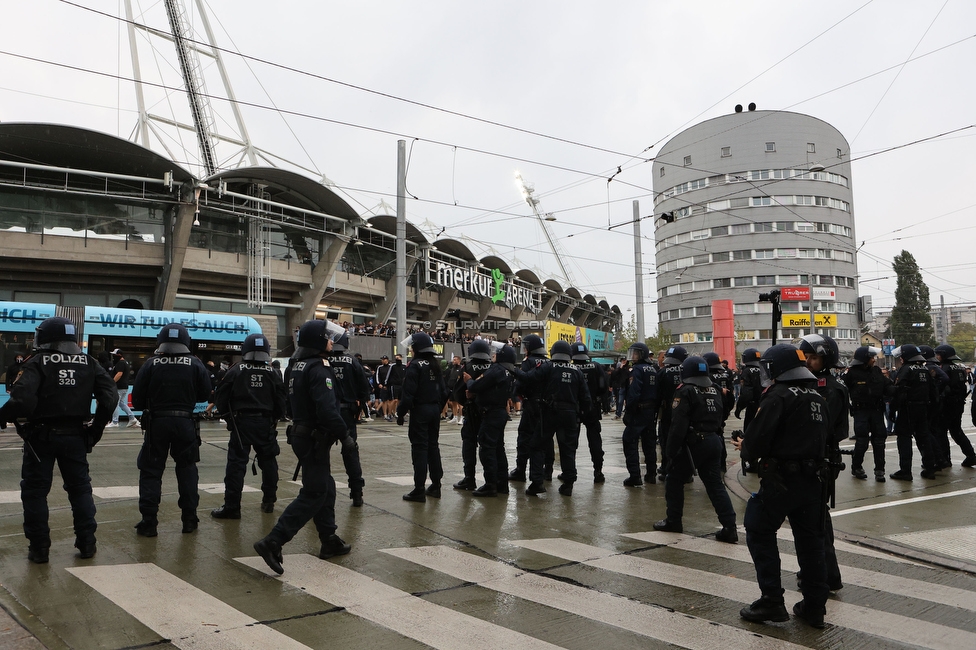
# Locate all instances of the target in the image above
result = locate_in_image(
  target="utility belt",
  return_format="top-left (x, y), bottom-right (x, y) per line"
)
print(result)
top-left (236, 409), bottom-right (272, 418)
top-left (758, 457), bottom-right (821, 478)
top-left (638, 401), bottom-right (656, 409)
top-left (27, 419), bottom-right (85, 437)
top-left (339, 403), bottom-right (358, 412)
top-left (688, 429), bottom-right (719, 444)
top-left (546, 400), bottom-right (578, 412)
top-left (150, 410), bottom-right (194, 419)
top-left (291, 422), bottom-right (318, 437)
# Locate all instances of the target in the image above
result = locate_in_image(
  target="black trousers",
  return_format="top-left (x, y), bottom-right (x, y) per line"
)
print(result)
top-left (339, 406), bottom-right (365, 492)
top-left (223, 415), bottom-right (279, 508)
top-left (477, 406), bottom-right (509, 486)
top-left (407, 403), bottom-right (444, 490)
top-left (137, 416), bottom-right (199, 521)
top-left (22, 430), bottom-right (95, 548)
top-left (267, 432), bottom-right (337, 546)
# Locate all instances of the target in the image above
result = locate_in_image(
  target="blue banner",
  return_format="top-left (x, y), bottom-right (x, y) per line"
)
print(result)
top-left (83, 307), bottom-right (260, 342)
top-left (0, 301), bottom-right (57, 333)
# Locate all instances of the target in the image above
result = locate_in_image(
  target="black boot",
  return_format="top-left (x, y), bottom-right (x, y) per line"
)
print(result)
top-left (526, 481), bottom-right (546, 496)
top-left (472, 484), bottom-right (498, 497)
top-left (453, 476), bottom-right (477, 490)
top-left (211, 505), bottom-right (242, 519)
top-left (351, 490), bottom-right (363, 507)
top-left (135, 518), bottom-right (158, 537)
top-left (425, 483), bottom-right (442, 499)
top-left (593, 469), bottom-right (605, 484)
top-left (623, 475), bottom-right (643, 487)
top-left (508, 468), bottom-right (527, 482)
top-left (182, 510), bottom-right (199, 534)
top-left (715, 526), bottom-right (738, 544)
top-left (558, 482), bottom-right (573, 496)
top-left (740, 596), bottom-right (789, 623)
top-left (403, 487), bottom-right (426, 503)
top-left (28, 544), bottom-right (50, 564)
top-left (253, 536), bottom-right (284, 574)
top-left (652, 518), bottom-right (682, 533)
top-left (319, 534), bottom-right (351, 559)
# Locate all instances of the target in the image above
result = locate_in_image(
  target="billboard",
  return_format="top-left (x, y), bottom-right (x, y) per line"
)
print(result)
top-left (544, 321), bottom-right (614, 355)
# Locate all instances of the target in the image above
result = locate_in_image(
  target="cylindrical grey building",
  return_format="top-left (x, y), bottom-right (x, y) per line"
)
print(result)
top-left (652, 109), bottom-right (859, 358)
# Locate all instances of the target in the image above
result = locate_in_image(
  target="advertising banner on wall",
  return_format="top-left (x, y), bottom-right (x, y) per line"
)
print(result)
top-left (544, 321), bottom-right (614, 356)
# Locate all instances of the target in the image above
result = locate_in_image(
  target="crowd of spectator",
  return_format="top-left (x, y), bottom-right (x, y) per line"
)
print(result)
top-left (338, 320), bottom-right (523, 349)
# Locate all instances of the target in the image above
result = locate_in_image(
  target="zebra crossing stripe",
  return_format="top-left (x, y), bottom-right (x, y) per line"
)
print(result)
top-left (234, 554), bottom-right (564, 650)
top-left (625, 531), bottom-right (976, 611)
top-left (831, 487), bottom-right (976, 517)
top-left (66, 563), bottom-right (311, 649)
top-left (513, 537), bottom-right (976, 650)
top-left (382, 545), bottom-right (808, 650)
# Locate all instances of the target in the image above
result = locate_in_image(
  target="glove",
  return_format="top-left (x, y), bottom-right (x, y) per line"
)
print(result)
top-left (396, 414), bottom-right (405, 426)
top-left (340, 435), bottom-right (359, 454)
top-left (83, 422), bottom-right (105, 453)
top-left (734, 408), bottom-right (742, 419)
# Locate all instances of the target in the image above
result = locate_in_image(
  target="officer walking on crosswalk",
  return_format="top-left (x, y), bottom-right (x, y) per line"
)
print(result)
top-left (328, 331), bottom-right (369, 506)
top-left (571, 343), bottom-right (607, 483)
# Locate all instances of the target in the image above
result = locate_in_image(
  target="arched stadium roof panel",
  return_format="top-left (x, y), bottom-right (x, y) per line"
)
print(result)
top-left (566, 287), bottom-right (583, 300)
top-left (0, 122), bottom-right (194, 184)
top-left (516, 269), bottom-right (542, 285)
top-left (431, 238), bottom-right (477, 262)
top-left (207, 167), bottom-right (359, 220)
top-left (543, 279), bottom-right (563, 293)
top-left (480, 255), bottom-right (512, 274)
top-left (365, 215), bottom-right (429, 245)
top-left (598, 299), bottom-right (611, 310)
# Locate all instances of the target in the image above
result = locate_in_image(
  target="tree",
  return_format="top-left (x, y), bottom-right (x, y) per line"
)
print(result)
top-left (889, 250), bottom-right (935, 347)
top-left (615, 314), bottom-right (673, 354)
top-left (947, 322), bottom-right (976, 362)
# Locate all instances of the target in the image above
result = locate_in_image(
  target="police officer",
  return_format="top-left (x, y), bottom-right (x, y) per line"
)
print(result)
top-left (654, 356), bottom-right (737, 542)
top-left (0, 317), bottom-right (116, 563)
top-left (703, 352), bottom-right (735, 423)
top-left (516, 340), bottom-right (591, 496)
top-left (735, 344), bottom-right (829, 629)
top-left (329, 331), bottom-right (369, 506)
top-left (797, 333), bottom-right (847, 593)
top-left (253, 319), bottom-right (357, 575)
top-left (131, 323), bottom-right (212, 536)
top-left (508, 334), bottom-right (548, 487)
top-left (933, 344), bottom-right (976, 467)
top-left (842, 346), bottom-right (892, 481)
top-left (571, 342), bottom-right (607, 483)
top-left (211, 333), bottom-right (287, 519)
top-left (655, 346), bottom-right (686, 480)
top-left (889, 344), bottom-right (943, 480)
top-left (397, 332), bottom-right (448, 503)
top-left (465, 344), bottom-right (517, 497)
top-left (621, 342), bottom-right (658, 486)
top-left (452, 340), bottom-right (493, 491)
top-left (734, 348), bottom-right (763, 427)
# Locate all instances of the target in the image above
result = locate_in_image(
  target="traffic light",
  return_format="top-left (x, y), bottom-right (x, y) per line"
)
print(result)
top-left (758, 289), bottom-right (782, 345)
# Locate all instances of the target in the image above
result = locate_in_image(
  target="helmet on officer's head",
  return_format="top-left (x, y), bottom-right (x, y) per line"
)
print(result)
top-left (741, 348), bottom-right (761, 366)
top-left (296, 319), bottom-right (340, 352)
top-left (759, 344), bottom-right (816, 383)
top-left (241, 333), bottom-right (272, 362)
top-left (627, 342), bottom-right (650, 363)
top-left (702, 351), bottom-right (723, 371)
top-left (680, 356), bottom-right (713, 387)
top-left (550, 340), bottom-right (573, 362)
top-left (663, 345), bottom-right (688, 366)
top-left (571, 342), bottom-right (589, 362)
top-left (408, 332), bottom-right (435, 355)
top-left (156, 323), bottom-right (192, 354)
top-left (850, 346), bottom-right (879, 366)
top-left (521, 334), bottom-right (546, 357)
top-left (34, 317), bottom-right (82, 354)
top-left (918, 345), bottom-right (936, 361)
top-left (894, 344), bottom-right (925, 363)
top-left (798, 333), bottom-right (840, 369)
top-left (468, 339), bottom-right (492, 360)
top-left (495, 344), bottom-right (517, 365)
top-left (934, 344), bottom-right (959, 362)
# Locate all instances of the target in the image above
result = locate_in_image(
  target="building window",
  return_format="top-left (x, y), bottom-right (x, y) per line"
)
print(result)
top-left (721, 146), bottom-right (731, 157)
top-left (754, 222), bottom-right (773, 232)
top-left (693, 254), bottom-right (710, 265)
top-left (732, 250), bottom-right (751, 260)
top-left (765, 142), bottom-right (776, 152)
top-left (734, 276), bottom-right (754, 287)
top-left (796, 222), bottom-right (815, 232)
top-left (733, 303), bottom-right (754, 314)
top-left (711, 226), bottom-right (728, 237)
top-left (711, 251), bottom-right (730, 262)
top-left (756, 275), bottom-right (776, 285)
top-left (695, 306), bottom-right (712, 317)
top-left (837, 148), bottom-right (843, 158)
top-left (660, 167), bottom-right (665, 177)
top-left (684, 155), bottom-right (692, 166)
top-left (752, 196), bottom-right (772, 207)
top-left (755, 249), bottom-right (774, 259)
top-left (807, 143), bottom-right (816, 153)
top-left (713, 278), bottom-right (731, 288)
top-left (730, 197), bottom-right (749, 208)
top-left (777, 248), bottom-right (797, 258)
top-left (731, 223), bottom-right (751, 235)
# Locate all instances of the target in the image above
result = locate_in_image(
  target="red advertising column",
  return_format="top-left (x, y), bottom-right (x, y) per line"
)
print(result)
top-left (712, 299), bottom-right (736, 370)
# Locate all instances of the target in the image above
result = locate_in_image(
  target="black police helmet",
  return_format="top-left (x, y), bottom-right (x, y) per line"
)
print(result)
top-left (798, 333), bottom-right (840, 369)
top-left (468, 339), bottom-right (492, 361)
top-left (663, 345), bottom-right (688, 365)
top-left (333, 333), bottom-right (350, 352)
top-left (521, 334), bottom-right (546, 357)
top-left (851, 346), bottom-right (877, 366)
top-left (760, 344), bottom-right (816, 382)
top-left (571, 342), bottom-right (589, 362)
top-left (242, 333), bottom-right (272, 362)
top-left (495, 344), bottom-right (517, 365)
top-left (702, 351), bottom-right (723, 370)
top-left (297, 319), bottom-right (330, 352)
top-left (918, 345), bottom-right (936, 360)
top-left (680, 356), bottom-right (713, 387)
top-left (156, 323), bottom-right (192, 354)
top-left (627, 342), bottom-right (650, 362)
top-left (895, 344), bottom-right (926, 363)
top-left (550, 340), bottom-right (573, 362)
top-left (741, 348), bottom-right (761, 365)
top-left (410, 332), bottom-right (436, 355)
top-left (934, 344), bottom-right (959, 361)
top-left (34, 317), bottom-right (82, 353)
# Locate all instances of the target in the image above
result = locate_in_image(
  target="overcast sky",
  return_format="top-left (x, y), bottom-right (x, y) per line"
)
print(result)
top-left (4, 0), bottom-right (975, 329)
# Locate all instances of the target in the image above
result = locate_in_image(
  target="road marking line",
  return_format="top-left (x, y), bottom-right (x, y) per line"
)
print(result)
top-left (66, 563), bottom-right (311, 649)
top-left (235, 554), bottom-right (564, 650)
top-left (832, 487), bottom-right (976, 517)
top-left (513, 537), bottom-right (976, 650)
top-left (624, 531), bottom-right (976, 611)
top-left (382, 545), bottom-right (807, 650)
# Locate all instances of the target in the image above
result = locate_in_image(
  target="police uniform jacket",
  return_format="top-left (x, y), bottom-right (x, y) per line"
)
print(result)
top-left (625, 360), bottom-right (657, 411)
top-left (515, 355), bottom-right (547, 402)
top-left (457, 359), bottom-right (492, 406)
top-left (286, 352), bottom-right (347, 438)
top-left (655, 364), bottom-right (681, 415)
top-left (575, 359), bottom-right (607, 421)
top-left (328, 352), bottom-right (371, 407)
top-left (666, 383), bottom-right (724, 460)
top-left (518, 360), bottom-right (591, 414)
top-left (467, 363), bottom-right (515, 410)
top-left (397, 357), bottom-right (447, 414)
top-left (215, 361), bottom-right (287, 419)
top-left (0, 350), bottom-right (117, 426)
top-left (132, 353), bottom-right (211, 414)
top-left (939, 360), bottom-right (970, 404)
top-left (709, 367), bottom-right (736, 416)
top-left (740, 380), bottom-right (828, 463)
top-left (892, 361), bottom-right (937, 409)
top-left (841, 364), bottom-right (891, 411)
top-left (813, 371), bottom-right (849, 445)
top-left (736, 365), bottom-right (764, 410)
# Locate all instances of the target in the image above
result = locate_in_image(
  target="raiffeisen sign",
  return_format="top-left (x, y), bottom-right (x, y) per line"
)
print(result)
top-left (428, 260), bottom-right (539, 311)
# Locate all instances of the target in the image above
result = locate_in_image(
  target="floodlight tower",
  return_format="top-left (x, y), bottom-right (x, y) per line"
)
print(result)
top-left (515, 172), bottom-right (575, 287)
